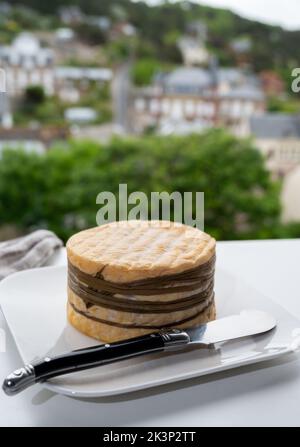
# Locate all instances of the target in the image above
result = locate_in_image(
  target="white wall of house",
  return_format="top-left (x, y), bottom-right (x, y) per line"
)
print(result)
top-left (255, 138), bottom-right (300, 174)
top-left (0, 34), bottom-right (112, 99)
top-left (282, 165), bottom-right (300, 222)
top-left (133, 94), bottom-right (263, 132)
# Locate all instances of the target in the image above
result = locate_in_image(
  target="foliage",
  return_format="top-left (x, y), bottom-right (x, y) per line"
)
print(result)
top-left (76, 83), bottom-right (112, 124)
top-left (0, 4), bottom-right (58, 43)
top-left (267, 96), bottom-right (300, 114)
top-left (59, 57), bottom-right (104, 68)
top-left (72, 23), bottom-right (107, 46)
top-left (0, 129), bottom-right (287, 242)
top-left (25, 85), bottom-right (46, 105)
top-left (9, 5), bottom-right (57, 29)
top-left (106, 38), bottom-right (132, 62)
top-left (134, 40), bottom-right (156, 60)
top-left (15, 82), bottom-right (112, 126)
top-left (131, 58), bottom-right (161, 86)
top-left (14, 93), bottom-right (66, 126)
top-left (6, 0), bottom-right (300, 73)
top-left (274, 222), bottom-right (300, 239)
top-left (0, 19), bottom-right (20, 44)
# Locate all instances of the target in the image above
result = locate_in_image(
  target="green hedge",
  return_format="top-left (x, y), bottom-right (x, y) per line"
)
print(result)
top-left (0, 129), bottom-right (294, 242)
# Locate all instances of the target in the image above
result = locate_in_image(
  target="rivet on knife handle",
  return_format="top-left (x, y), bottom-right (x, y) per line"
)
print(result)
top-left (2, 364), bottom-right (36, 396)
top-left (160, 329), bottom-right (191, 350)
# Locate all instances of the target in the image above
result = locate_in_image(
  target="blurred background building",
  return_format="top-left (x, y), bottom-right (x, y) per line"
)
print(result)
top-left (0, 0), bottom-right (299, 241)
top-left (0, 32), bottom-right (55, 95)
top-left (132, 65), bottom-right (265, 136)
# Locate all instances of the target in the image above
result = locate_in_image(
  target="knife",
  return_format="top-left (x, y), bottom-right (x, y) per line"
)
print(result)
top-left (2, 309), bottom-right (276, 396)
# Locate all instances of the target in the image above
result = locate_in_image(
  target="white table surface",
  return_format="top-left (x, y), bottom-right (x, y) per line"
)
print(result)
top-left (0, 240), bottom-right (300, 427)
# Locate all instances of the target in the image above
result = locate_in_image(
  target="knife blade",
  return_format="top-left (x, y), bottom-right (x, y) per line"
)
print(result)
top-left (187, 309), bottom-right (276, 345)
top-left (2, 309), bottom-right (276, 396)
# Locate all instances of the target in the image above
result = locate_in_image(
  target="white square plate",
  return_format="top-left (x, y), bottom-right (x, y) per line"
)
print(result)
top-left (1, 265), bottom-right (299, 398)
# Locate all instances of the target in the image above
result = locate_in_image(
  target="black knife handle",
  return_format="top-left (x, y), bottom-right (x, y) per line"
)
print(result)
top-left (2, 329), bottom-right (190, 395)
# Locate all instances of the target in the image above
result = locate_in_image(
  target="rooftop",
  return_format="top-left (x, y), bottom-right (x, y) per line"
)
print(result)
top-left (164, 67), bottom-right (212, 88)
top-left (55, 66), bottom-right (112, 81)
top-left (162, 67), bottom-right (214, 95)
top-left (250, 114), bottom-right (300, 139)
top-left (65, 107), bottom-right (97, 123)
top-left (221, 85), bottom-right (264, 101)
top-left (0, 32), bottom-right (53, 60)
top-left (0, 127), bottom-right (69, 146)
top-left (160, 66), bottom-right (263, 98)
top-left (11, 33), bottom-right (40, 55)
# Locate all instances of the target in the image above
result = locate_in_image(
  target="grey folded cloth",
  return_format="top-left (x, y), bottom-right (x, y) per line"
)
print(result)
top-left (0, 230), bottom-right (63, 280)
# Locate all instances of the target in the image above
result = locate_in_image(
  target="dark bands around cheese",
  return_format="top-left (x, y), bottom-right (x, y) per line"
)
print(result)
top-left (68, 255), bottom-right (216, 314)
top-left (68, 254), bottom-right (215, 295)
top-left (69, 294), bottom-right (214, 330)
top-left (68, 277), bottom-right (214, 313)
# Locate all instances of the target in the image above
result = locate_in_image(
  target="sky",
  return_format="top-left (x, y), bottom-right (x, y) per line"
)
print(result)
top-left (142, 0), bottom-right (300, 30)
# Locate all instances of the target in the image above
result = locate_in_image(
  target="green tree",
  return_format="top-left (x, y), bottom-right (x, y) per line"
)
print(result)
top-left (131, 58), bottom-right (161, 86)
top-left (6, 0), bottom-right (300, 73)
top-left (267, 96), bottom-right (300, 113)
top-left (0, 130), bottom-right (288, 242)
top-left (25, 85), bottom-right (46, 105)
top-left (73, 23), bottom-right (107, 46)
top-left (0, 149), bottom-right (47, 230)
